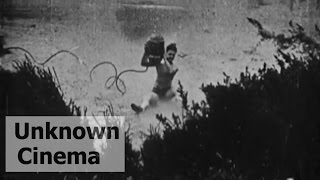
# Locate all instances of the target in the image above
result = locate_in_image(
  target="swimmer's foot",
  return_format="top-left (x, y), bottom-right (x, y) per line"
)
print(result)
top-left (131, 103), bottom-right (143, 114)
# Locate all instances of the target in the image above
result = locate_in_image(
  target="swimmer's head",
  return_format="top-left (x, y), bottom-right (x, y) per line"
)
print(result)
top-left (165, 43), bottom-right (177, 63)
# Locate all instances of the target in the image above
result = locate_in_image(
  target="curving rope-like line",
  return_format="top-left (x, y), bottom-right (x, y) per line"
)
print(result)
top-left (113, 67), bottom-right (148, 94)
top-left (8, 46), bottom-right (148, 95)
top-left (90, 61), bottom-right (149, 95)
top-left (7, 47), bottom-right (80, 66)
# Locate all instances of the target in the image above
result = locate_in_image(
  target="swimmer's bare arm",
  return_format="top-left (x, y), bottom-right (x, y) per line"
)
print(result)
top-left (174, 67), bottom-right (179, 74)
top-left (173, 66), bottom-right (179, 76)
top-left (168, 67), bottom-right (179, 80)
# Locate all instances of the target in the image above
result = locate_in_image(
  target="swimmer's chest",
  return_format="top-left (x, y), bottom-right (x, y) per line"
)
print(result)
top-left (156, 61), bottom-right (176, 77)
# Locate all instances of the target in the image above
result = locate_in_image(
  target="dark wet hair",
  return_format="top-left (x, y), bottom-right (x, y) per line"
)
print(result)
top-left (166, 43), bottom-right (177, 53)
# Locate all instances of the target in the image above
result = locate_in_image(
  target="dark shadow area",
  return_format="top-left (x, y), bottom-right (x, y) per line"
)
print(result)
top-left (115, 1), bottom-right (191, 40)
top-left (0, 0), bottom-right (12, 20)
top-left (0, 0), bottom-right (70, 21)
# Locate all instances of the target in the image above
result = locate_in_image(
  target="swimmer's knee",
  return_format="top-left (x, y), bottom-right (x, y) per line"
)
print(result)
top-left (150, 93), bottom-right (159, 106)
top-left (165, 89), bottom-right (176, 99)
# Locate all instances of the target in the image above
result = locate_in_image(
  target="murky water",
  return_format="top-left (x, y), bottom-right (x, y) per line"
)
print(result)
top-left (115, 2), bottom-right (191, 40)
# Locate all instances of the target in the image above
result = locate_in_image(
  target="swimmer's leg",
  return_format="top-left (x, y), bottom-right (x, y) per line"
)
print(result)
top-left (162, 88), bottom-right (183, 104)
top-left (163, 88), bottom-right (176, 100)
top-left (141, 92), bottom-right (159, 110)
top-left (131, 92), bottom-right (159, 113)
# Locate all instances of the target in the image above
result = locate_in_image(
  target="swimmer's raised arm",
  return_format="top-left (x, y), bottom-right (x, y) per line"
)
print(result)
top-left (173, 67), bottom-right (179, 74)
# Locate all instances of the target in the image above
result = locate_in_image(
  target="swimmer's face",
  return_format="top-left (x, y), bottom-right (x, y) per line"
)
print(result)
top-left (165, 50), bottom-right (176, 63)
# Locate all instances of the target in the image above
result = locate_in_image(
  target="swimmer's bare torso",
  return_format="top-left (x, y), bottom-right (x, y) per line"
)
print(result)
top-left (141, 52), bottom-right (178, 89)
top-left (154, 59), bottom-right (178, 89)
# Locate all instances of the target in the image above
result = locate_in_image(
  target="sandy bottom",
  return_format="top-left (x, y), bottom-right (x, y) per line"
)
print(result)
top-left (1, 1), bottom-right (319, 149)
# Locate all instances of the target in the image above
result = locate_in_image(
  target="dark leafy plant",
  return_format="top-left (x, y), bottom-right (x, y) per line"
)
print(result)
top-left (0, 59), bottom-right (142, 180)
top-left (139, 20), bottom-right (320, 180)
top-left (1, 58), bottom-right (80, 116)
